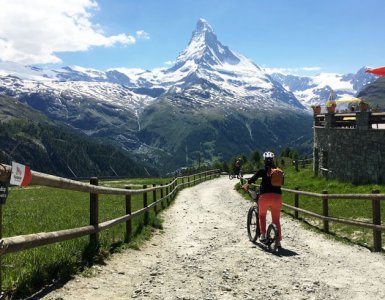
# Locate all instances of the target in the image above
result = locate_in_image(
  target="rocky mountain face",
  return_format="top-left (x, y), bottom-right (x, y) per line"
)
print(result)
top-left (357, 76), bottom-right (385, 108)
top-left (0, 73), bottom-right (155, 152)
top-left (0, 19), bottom-right (313, 173)
top-left (270, 67), bottom-right (378, 109)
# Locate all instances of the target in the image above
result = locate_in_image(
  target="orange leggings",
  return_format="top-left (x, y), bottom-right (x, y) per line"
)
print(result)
top-left (258, 193), bottom-right (283, 241)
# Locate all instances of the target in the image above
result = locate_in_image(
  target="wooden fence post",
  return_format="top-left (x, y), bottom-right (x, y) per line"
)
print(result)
top-left (143, 185), bottom-right (148, 225)
top-left (167, 181), bottom-right (170, 205)
top-left (294, 187), bottom-right (299, 219)
top-left (167, 180), bottom-right (173, 205)
top-left (125, 186), bottom-right (131, 241)
top-left (372, 189), bottom-right (381, 252)
top-left (90, 177), bottom-right (99, 248)
top-left (153, 184), bottom-right (157, 214)
top-left (172, 178), bottom-right (175, 199)
top-left (160, 184), bottom-right (164, 209)
top-left (182, 177), bottom-right (184, 188)
top-left (188, 176), bottom-right (190, 187)
top-left (170, 180), bottom-right (173, 199)
top-left (322, 190), bottom-right (329, 233)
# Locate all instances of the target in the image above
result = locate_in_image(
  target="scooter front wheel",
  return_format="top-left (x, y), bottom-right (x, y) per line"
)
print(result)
top-left (247, 206), bottom-right (260, 242)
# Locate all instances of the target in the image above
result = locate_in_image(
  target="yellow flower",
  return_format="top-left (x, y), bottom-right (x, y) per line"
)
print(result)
top-left (326, 100), bottom-right (336, 108)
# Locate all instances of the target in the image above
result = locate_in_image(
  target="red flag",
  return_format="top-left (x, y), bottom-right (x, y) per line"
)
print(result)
top-left (365, 66), bottom-right (385, 76)
top-left (21, 165), bottom-right (32, 187)
top-left (10, 162), bottom-right (33, 187)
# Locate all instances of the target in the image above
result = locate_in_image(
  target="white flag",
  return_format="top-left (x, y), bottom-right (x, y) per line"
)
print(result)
top-left (10, 162), bottom-right (32, 187)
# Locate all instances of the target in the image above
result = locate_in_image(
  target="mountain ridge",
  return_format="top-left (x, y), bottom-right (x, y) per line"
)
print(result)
top-left (269, 67), bottom-right (378, 109)
top-left (0, 19), bottom-right (346, 172)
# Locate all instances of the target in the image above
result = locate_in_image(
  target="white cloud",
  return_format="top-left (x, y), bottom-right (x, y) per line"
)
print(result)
top-left (0, 0), bottom-right (136, 64)
top-left (136, 30), bottom-right (150, 40)
top-left (302, 67), bottom-right (322, 71)
top-left (164, 60), bottom-right (175, 66)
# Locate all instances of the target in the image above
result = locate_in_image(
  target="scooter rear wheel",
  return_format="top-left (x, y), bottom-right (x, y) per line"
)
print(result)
top-left (266, 223), bottom-right (278, 252)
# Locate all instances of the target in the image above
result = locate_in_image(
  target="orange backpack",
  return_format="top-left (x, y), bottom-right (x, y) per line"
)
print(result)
top-left (268, 167), bottom-right (284, 187)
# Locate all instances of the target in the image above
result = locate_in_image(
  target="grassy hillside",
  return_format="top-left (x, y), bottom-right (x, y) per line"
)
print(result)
top-left (0, 95), bottom-right (158, 177)
top-left (139, 99), bottom-right (313, 172)
top-left (0, 94), bottom-right (48, 122)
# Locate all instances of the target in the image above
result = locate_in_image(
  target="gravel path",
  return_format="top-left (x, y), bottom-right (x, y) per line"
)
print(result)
top-left (43, 176), bottom-right (385, 300)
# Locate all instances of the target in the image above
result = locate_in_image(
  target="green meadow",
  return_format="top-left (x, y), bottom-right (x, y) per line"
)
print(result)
top-left (1, 176), bottom-right (183, 298)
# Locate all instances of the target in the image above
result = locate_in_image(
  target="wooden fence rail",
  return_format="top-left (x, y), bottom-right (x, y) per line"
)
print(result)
top-left (241, 178), bottom-right (384, 252)
top-left (281, 187), bottom-right (384, 252)
top-left (0, 164), bottom-right (220, 290)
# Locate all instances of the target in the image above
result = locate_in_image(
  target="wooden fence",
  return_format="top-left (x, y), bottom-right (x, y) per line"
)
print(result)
top-left (0, 164), bottom-right (220, 289)
top-left (240, 178), bottom-right (384, 252)
top-left (292, 158), bottom-right (313, 171)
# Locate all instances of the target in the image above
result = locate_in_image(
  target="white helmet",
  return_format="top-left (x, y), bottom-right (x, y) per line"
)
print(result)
top-left (263, 151), bottom-right (275, 159)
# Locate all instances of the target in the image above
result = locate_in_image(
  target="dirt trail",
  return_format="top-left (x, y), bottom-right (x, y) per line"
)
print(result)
top-left (44, 176), bottom-right (385, 300)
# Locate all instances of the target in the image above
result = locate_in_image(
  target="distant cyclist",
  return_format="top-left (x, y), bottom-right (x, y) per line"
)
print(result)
top-left (242, 151), bottom-right (283, 248)
top-left (235, 158), bottom-right (243, 179)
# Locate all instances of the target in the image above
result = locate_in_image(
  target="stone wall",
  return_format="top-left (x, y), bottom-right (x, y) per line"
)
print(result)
top-left (313, 112), bottom-right (385, 184)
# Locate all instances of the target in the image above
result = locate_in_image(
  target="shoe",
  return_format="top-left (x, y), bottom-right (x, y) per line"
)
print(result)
top-left (276, 241), bottom-right (282, 249)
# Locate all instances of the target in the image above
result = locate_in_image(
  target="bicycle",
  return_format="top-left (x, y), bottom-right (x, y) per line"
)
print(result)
top-left (229, 173), bottom-right (236, 180)
top-left (246, 186), bottom-right (279, 252)
top-left (229, 169), bottom-right (242, 180)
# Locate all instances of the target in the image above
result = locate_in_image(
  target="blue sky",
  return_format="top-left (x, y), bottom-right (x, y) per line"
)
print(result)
top-left (1, 0), bottom-right (384, 75)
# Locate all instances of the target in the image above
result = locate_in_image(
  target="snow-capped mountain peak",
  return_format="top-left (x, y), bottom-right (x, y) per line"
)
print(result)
top-left (0, 61), bottom-right (57, 81)
top-left (172, 19), bottom-right (240, 70)
top-left (269, 68), bottom-right (378, 110)
top-left (196, 18), bottom-right (213, 32)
